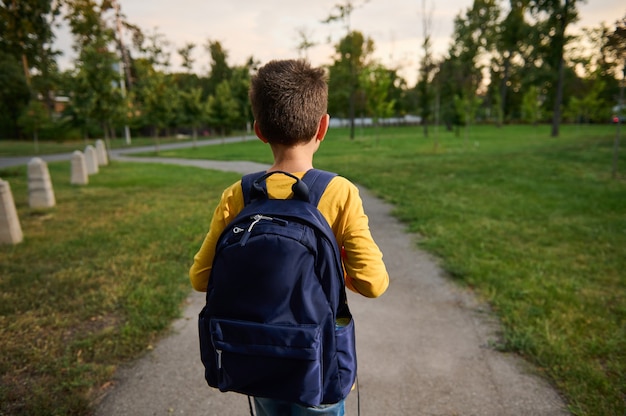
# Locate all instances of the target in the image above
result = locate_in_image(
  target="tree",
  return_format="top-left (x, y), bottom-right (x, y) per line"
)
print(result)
top-left (521, 85), bottom-right (542, 125)
top-left (206, 40), bottom-right (232, 96)
top-left (416, 0), bottom-right (436, 138)
top-left (72, 42), bottom-right (125, 140)
top-left (327, 30), bottom-right (374, 137)
top-left (360, 64), bottom-right (395, 124)
top-left (207, 80), bottom-right (239, 137)
top-left (140, 27), bottom-right (171, 71)
top-left (180, 87), bottom-right (206, 143)
top-left (323, 0), bottom-right (370, 139)
top-left (178, 42), bottom-right (196, 73)
top-left (433, 57), bottom-right (460, 131)
top-left (295, 27), bottom-right (317, 59)
top-left (1, 0), bottom-right (62, 136)
top-left (17, 99), bottom-right (49, 152)
top-left (444, 0), bottom-right (499, 137)
top-left (0, 51), bottom-right (30, 138)
top-left (65, 0), bottom-right (125, 141)
top-left (491, 0), bottom-right (530, 126)
top-left (607, 14), bottom-right (626, 178)
top-left (564, 78), bottom-right (607, 123)
top-left (0, 0), bottom-right (59, 88)
top-left (134, 60), bottom-right (176, 139)
top-left (529, 0), bottom-right (582, 137)
top-left (228, 63), bottom-right (255, 133)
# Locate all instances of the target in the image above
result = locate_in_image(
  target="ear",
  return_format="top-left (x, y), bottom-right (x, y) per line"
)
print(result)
top-left (315, 114), bottom-right (330, 142)
top-left (254, 121), bottom-right (269, 143)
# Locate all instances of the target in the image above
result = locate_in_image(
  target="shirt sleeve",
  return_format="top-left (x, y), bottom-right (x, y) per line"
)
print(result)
top-left (323, 178), bottom-right (389, 298)
top-left (189, 182), bottom-right (243, 292)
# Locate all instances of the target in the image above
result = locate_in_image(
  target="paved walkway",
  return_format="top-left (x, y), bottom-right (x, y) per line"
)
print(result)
top-left (1, 145), bottom-right (570, 415)
top-left (0, 136), bottom-right (255, 169)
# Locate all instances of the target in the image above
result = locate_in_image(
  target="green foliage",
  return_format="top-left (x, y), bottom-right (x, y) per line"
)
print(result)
top-left (17, 99), bottom-right (49, 152)
top-left (359, 64), bottom-right (395, 122)
top-left (0, 51), bottom-right (31, 138)
top-left (64, 0), bottom-right (125, 140)
top-left (522, 85), bottom-right (542, 124)
top-left (133, 60), bottom-right (178, 136)
top-left (207, 80), bottom-right (240, 134)
top-left (564, 79), bottom-right (610, 123)
top-left (1, 0), bottom-right (624, 148)
top-left (0, 0), bottom-right (58, 76)
top-left (205, 40), bottom-right (233, 95)
top-left (179, 87), bottom-right (206, 137)
top-left (327, 30), bottom-right (375, 119)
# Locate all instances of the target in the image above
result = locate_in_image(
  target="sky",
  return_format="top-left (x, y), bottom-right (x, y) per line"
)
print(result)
top-left (55, 0), bottom-right (626, 86)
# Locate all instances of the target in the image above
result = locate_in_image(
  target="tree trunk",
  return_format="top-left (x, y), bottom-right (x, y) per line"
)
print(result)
top-left (551, 0), bottom-right (570, 138)
top-left (551, 55), bottom-right (565, 138)
top-left (349, 90), bottom-right (356, 140)
top-left (499, 53), bottom-right (511, 128)
top-left (612, 62), bottom-right (625, 179)
top-left (33, 130), bottom-right (39, 154)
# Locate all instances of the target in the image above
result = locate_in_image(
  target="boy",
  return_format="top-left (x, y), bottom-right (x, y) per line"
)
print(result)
top-left (190, 59), bottom-right (389, 416)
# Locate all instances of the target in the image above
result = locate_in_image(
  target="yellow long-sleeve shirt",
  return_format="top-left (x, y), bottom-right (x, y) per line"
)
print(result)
top-left (189, 172), bottom-right (389, 298)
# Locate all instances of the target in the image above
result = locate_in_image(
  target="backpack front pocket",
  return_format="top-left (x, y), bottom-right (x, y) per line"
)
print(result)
top-left (210, 318), bottom-right (324, 406)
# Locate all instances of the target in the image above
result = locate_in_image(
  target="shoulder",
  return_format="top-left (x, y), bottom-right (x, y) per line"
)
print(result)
top-left (325, 174), bottom-right (360, 200)
top-left (216, 180), bottom-right (245, 223)
top-left (318, 174), bottom-right (364, 223)
top-left (221, 180), bottom-right (244, 201)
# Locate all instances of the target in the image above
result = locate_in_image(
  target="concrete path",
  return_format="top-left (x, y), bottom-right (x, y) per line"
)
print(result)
top-left (1, 147), bottom-right (569, 415)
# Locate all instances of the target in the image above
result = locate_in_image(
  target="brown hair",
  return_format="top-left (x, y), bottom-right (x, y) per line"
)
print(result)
top-left (249, 59), bottom-right (328, 146)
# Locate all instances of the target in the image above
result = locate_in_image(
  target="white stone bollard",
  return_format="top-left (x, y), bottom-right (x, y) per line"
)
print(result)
top-left (0, 179), bottom-right (23, 244)
top-left (28, 157), bottom-right (56, 209)
top-left (95, 139), bottom-right (108, 166)
top-left (71, 150), bottom-right (89, 185)
top-left (85, 145), bottom-right (99, 175)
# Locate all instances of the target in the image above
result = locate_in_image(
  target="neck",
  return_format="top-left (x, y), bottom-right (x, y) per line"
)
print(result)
top-left (268, 141), bottom-right (317, 173)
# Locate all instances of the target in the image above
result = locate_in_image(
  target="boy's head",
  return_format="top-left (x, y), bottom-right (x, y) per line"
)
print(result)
top-left (249, 59), bottom-right (328, 146)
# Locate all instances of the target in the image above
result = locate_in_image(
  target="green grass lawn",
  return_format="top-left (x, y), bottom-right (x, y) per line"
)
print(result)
top-left (1, 123), bottom-right (624, 415)
top-left (0, 161), bottom-right (239, 415)
top-left (158, 123), bottom-right (626, 416)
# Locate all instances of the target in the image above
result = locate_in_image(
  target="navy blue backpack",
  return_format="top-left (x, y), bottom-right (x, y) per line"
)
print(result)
top-left (198, 169), bottom-right (357, 407)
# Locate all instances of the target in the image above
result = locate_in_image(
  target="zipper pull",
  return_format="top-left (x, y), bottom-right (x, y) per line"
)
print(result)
top-left (247, 214), bottom-right (270, 232)
top-left (240, 215), bottom-right (264, 246)
top-left (239, 214), bottom-right (287, 246)
top-left (216, 349), bottom-right (222, 369)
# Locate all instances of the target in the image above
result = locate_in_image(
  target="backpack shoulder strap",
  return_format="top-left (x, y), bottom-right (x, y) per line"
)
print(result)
top-left (301, 169), bottom-right (337, 207)
top-left (241, 171), bottom-right (267, 206)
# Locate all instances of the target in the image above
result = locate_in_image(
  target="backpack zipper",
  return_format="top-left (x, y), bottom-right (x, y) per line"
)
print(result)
top-left (239, 214), bottom-right (288, 246)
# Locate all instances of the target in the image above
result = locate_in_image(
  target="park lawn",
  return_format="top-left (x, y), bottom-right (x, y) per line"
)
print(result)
top-left (161, 123), bottom-right (625, 416)
top-left (0, 160), bottom-right (239, 415)
top-left (0, 124), bottom-right (623, 415)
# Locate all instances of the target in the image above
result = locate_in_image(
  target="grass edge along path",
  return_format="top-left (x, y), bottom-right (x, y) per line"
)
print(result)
top-left (159, 124), bottom-right (625, 416)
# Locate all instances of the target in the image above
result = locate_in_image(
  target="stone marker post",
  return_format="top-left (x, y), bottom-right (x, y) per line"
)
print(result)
top-left (95, 139), bottom-right (109, 166)
top-left (85, 145), bottom-right (99, 175)
top-left (0, 179), bottom-right (23, 244)
top-left (71, 150), bottom-right (89, 185)
top-left (28, 157), bottom-right (56, 209)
